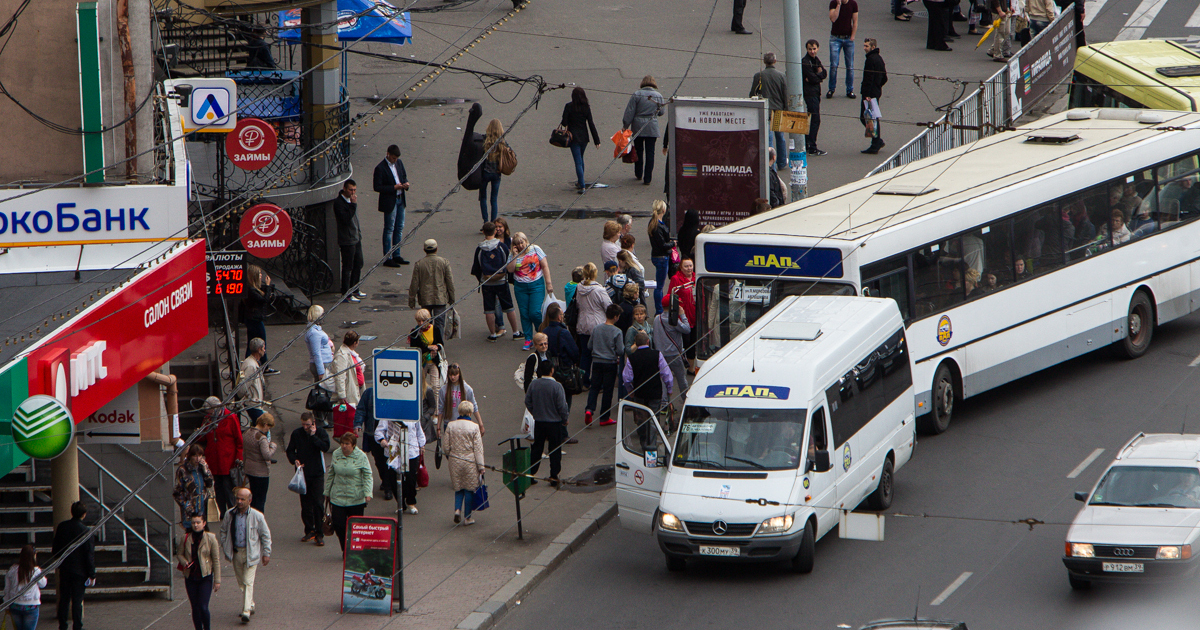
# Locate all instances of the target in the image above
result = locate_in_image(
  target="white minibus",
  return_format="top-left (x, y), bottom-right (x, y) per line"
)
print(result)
top-left (615, 295), bottom-right (915, 572)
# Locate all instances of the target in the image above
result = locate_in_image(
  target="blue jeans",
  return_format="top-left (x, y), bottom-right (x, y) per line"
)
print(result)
top-left (570, 142), bottom-right (587, 188)
top-left (185, 575), bottom-right (213, 630)
top-left (245, 319), bottom-right (266, 358)
top-left (513, 277), bottom-right (544, 341)
top-left (382, 199), bottom-right (405, 261)
top-left (455, 489), bottom-right (475, 518)
top-left (479, 171), bottom-right (501, 222)
top-left (767, 127), bottom-right (787, 169)
top-left (1029, 18), bottom-right (1048, 36)
top-left (8, 603), bottom-right (38, 630)
top-left (828, 36), bottom-right (855, 94)
top-left (651, 256), bottom-right (670, 313)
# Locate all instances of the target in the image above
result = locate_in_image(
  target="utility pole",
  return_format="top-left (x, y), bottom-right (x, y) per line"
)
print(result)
top-left (783, 0), bottom-right (808, 200)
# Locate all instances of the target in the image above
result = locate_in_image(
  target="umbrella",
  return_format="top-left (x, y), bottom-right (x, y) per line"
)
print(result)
top-left (278, 0), bottom-right (411, 46)
top-left (975, 18), bottom-right (1001, 49)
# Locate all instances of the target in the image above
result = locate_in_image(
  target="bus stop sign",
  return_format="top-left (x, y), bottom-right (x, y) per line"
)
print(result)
top-left (372, 348), bottom-right (421, 422)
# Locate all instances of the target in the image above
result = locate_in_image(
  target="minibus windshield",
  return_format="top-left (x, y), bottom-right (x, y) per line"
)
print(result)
top-left (673, 407), bottom-right (805, 471)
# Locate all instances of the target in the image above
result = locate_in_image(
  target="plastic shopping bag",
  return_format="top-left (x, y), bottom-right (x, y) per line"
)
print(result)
top-left (520, 409), bottom-right (535, 440)
top-left (542, 292), bottom-right (565, 321)
top-left (473, 476), bottom-right (490, 511)
top-left (287, 467), bottom-right (307, 495)
top-left (611, 128), bottom-right (632, 158)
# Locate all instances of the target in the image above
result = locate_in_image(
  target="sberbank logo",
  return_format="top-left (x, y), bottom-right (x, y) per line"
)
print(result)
top-left (13, 395), bottom-right (75, 459)
top-left (745, 254), bottom-right (801, 270)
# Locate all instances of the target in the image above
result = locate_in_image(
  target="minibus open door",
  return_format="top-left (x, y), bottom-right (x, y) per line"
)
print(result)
top-left (615, 400), bottom-right (672, 533)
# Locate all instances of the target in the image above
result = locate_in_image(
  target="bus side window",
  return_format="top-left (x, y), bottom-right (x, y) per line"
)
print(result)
top-left (861, 255), bottom-right (911, 320)
top-left (1158, 153), bottom-right (1200, 224)
top-left (806, 408), bottom-right (828, 471)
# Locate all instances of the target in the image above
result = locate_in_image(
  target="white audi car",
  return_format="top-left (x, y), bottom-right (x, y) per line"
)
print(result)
top-left (1063, 433), bottom-right (1200, 589)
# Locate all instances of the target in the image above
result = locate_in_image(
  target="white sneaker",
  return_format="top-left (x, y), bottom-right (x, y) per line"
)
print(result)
top-left (463, 517), bottom-right (476, 525)
top-left (355, 290), bottom-right (367, 297)
top-left (405, 506), bottom-right (419, 515)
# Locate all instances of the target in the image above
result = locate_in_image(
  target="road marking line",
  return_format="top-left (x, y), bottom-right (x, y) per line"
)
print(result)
top-left (1068, 448), bottom-right (1105, 479)
top-left (1084, 0), bottom-right (1107, 26)
top-left (1189, 3), bottom-right (1200, 28)
top-left (1115, 0), bottom-right (1168, 40)
top-left (930, 571), bottom-right (972, 606)
top-left (1188, 350), bottom-right (1200, 367)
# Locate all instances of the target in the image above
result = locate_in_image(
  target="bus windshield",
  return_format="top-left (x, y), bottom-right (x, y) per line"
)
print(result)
top-left (696, 278), bottom-right (854, 360)
top-left (673, 407), bottom-right (805, 471)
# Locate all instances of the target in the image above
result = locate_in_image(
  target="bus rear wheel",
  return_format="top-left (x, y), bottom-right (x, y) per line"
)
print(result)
top-left (1116, 291), bottom-right (1154, 359)
top-left (917, 363), bottom-right (955, 435)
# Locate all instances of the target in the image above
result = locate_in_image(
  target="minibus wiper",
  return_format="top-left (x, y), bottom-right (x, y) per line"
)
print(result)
top-left (678, 458), bottom-right (726, 470)
top-left (725, 456), bottom-right (768, 470)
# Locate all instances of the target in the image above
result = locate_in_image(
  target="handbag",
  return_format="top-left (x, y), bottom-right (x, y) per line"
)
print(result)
top-left (551, 358), bottom-right (583, 395)
top-left (230, 459), bottom-right (246, 488)
top-left (287, 467), bottom-right (307, 494)
top-left (472, 476), bottom-right (490, 511)
top-left (417, 453), bottom-right (430, 488)
top-left (206, 497), bottom-right (220, 524)
top-left (332, 403), bottom-right (356, 439)
top-left (549, 125), bottom-right (572, 148)
top-left (434, 436), bottom-right (443, 470)
top-left (514, 360), bottom-right (529, 391)
top-left (497, 143), bottom-right (518, 176)
top-left (322, 505), bottom-right (336, 537)
top-left (622, 145), bottom-right (639, 164)
top-left (669, 245), bottom-right (682, 265)
top-left (305, 386), bottom-right (333, 413)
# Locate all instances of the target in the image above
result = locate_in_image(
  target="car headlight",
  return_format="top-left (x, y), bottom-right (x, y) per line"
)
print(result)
top-left (1157, 545), bottom-right (1191, 560)
top-left (758, 514), bottom-right (794, 535)
top-left (659, 512), bottom-right (684, 532)
top-left (1069, 542), bottom-right (1094, 558)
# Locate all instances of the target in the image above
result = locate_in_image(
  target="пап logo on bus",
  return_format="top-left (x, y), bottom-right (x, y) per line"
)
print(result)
top-left (936, 315), bottom-right (953, 347)
top-left (705, 385), bottom-right (790, 400)
top-left (745, 254), bottom-right (801, 270)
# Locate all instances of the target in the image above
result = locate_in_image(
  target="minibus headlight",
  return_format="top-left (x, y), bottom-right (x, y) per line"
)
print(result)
top-left (659, 512), bottom-right (684, 532)
top-left (758, 514), bottom-right (794, 535)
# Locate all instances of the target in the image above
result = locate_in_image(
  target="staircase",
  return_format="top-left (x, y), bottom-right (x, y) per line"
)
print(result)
top-left (0, 458), bottom-right (173, 600)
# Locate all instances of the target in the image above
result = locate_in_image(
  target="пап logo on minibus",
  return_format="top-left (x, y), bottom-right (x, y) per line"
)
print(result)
top-left (705, 385), bottom-right (790, 400)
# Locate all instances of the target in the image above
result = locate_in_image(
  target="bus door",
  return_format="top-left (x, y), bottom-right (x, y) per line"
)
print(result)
top-left (802, 405), bottom-right (838, 533)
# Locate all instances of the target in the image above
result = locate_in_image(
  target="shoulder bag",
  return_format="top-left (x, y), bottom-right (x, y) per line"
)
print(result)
top-left (497, 143), bottom-right (518, 176)
top-left (549, 126), bottom-right (572, 148)
top-left (306, 385), bottom-right (333, 412)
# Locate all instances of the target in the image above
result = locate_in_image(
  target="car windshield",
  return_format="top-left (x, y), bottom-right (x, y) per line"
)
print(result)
top-left (673, 407), bottom-right (804, 471)
top-left (1089, 465), bottom-right (1200, 508)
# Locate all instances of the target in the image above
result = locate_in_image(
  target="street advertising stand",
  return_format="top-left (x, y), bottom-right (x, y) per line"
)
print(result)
top-left (668, 97), bottom-right (769, 233)
top-left (341, 516), bottom-right (398, 615)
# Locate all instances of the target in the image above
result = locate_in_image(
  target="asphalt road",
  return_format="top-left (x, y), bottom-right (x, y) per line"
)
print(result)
top-left (497, 307), bottom-right (1200, 630)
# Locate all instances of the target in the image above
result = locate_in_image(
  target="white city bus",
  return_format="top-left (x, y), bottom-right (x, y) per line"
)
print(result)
top-left (693, 108), bottom-right (1200, 434)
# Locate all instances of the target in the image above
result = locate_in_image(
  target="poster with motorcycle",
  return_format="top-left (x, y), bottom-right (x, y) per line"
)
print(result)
top-left (341, 516), bottom-right (397, 615)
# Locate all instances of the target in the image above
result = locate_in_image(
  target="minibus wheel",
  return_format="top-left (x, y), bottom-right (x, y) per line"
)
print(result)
top-left (790, 519), bottom-right (815, 574)
top-left (866, 457), bottom-right (894, 511)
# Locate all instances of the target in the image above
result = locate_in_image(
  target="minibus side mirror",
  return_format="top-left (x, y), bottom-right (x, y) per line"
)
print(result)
top-left (1074, 491), bottom-right (1088, 502)
top-left (813, 450), bottom-right (831, 473)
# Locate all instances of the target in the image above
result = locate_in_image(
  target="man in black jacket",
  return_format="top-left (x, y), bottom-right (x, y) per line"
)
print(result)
top-left (333, 179), bottom-right (365, 303)
top-left (52, 501), bottom-right (95, 630)
top-left (801, 40), bottom-right (828, 156)
top-left (373, 145), bottom-right (410, 267)
top-left (860, 39), bottom-right (888, 155)
top-left (286, 412), bottom-right (330, 546)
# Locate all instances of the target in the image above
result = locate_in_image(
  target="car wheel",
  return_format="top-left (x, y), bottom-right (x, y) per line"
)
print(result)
top-left (917, 363), bottom-right (955, 435)
top-left (665, 554), bottom-right (686, 572)
top-left (1115, 291), bottom-right (1154, 359)
top-left (790, 519), bottom-right (815, 574)
top-left (1068, 573), bottom-right (1090, 590)
top-left (866, 457), bottom-right (894, 511)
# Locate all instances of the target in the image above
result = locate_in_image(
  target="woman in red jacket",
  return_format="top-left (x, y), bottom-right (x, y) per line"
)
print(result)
top-left (669, 258), bottom-right (697, 365)
top-left (199, 397), bottom-right (243, 518)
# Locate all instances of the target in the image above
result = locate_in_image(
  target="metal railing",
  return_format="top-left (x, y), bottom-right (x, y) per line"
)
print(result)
top-left (867, 8), bottom-right (1073, 176)
top-left (77, 447), bottom-right (175, 600)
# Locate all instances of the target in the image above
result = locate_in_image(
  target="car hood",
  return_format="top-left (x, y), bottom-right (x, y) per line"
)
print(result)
top-left (1068, 505), bottom-right (1200, 545)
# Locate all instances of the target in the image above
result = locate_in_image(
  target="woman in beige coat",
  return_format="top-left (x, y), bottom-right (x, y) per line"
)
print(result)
top-left (445, 401), bottom-right (486, 525)
top-left (242, 413), bottom-right (276, 514)
top-left (332, 330), bottom-right (364, 408)
top-left (175, 513), bottom-right (221, 630)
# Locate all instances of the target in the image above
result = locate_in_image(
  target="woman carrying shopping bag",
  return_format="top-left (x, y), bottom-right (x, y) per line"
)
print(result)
top-left (445, 401), bottom-right (486, 525)
top-left (506, 232), bottom-right (554, 351)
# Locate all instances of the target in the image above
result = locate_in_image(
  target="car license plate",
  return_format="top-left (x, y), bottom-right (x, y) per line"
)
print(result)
top-left (1102, 562), bottom-right (1144, 573)
top-left (699, 546), bottom-right (739, 557)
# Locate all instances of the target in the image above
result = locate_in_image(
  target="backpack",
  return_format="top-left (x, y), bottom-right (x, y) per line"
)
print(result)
top-left (564, 298), bottom-right (580, 336)
top-left (475, 245), bottom-right (507, 282)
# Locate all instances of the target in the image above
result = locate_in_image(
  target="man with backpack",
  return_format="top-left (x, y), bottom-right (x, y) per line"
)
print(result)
top-left (470, 221), bottom-right (520, 342)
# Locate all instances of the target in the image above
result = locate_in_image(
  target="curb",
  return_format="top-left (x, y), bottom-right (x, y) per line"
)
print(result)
top-left (454, 490), bottom-right (616, 630)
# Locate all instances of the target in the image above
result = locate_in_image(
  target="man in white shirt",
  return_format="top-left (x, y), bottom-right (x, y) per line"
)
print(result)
top-left (373, 145), bottom-right (411, 267)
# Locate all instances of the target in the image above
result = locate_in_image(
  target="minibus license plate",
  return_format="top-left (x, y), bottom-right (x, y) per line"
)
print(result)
top-left (1102, 562), bottom-right (1143, 573)
top-left (699, 546), bottom-right (739, 557)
